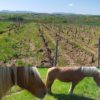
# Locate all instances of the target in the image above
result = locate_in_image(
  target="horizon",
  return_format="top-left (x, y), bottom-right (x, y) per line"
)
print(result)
top-left (0, 10), bottom-right (100, 16)
top-left (0, 0), bottom-right (100, 15)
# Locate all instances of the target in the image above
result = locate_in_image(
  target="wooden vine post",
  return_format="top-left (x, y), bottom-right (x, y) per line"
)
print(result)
top-left (98, 37), bottom-right (100, 68)
top-left (53, 28), bottom-right (61, 67)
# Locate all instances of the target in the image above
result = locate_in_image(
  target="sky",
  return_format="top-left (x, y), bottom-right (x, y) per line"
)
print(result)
top-left (0, 0), bottom-right (100, 15)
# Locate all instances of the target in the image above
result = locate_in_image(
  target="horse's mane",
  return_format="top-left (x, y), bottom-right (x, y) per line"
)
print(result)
top-left (31, 67), bottom-right (42, 83)
top-left (81, 66), bottom-right (99, 76)
top-left (12, 67), bottom-right (41, 85)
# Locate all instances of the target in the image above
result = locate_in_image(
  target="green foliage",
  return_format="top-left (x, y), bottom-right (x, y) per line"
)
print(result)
top-left (0, 13), bottom-right (100, 26)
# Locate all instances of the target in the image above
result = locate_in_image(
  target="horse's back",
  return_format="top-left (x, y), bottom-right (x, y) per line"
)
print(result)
top-left (47, 66), bottom-right (84, 82)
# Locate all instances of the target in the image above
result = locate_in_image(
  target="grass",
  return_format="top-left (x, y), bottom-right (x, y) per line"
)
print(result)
top-left (0, 21), bottom-right (12, 31)
top-left (2, 68), bottom-right (100, 100)
top-left (0, 22), bottom-right (44, 66)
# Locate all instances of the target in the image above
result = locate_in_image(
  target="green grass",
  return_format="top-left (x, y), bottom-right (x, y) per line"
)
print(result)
top-left (2, 68), bottom-right (100, 100)
top-left (0, 22), bottom-right (44, 66)
top-left (0, 21), bottom-right (12, 31)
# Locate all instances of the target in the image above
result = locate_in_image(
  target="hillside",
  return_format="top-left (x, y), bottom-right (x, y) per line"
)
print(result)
top-left (0, 13), bottom-right (100, 67)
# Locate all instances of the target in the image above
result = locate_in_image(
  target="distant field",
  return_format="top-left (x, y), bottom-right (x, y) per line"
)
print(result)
top-left (2, 68), bottom-right (100, 100)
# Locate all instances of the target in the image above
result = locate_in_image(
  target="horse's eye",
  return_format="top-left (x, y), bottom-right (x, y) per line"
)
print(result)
top-left (31, 71), bottom-right (34, 76)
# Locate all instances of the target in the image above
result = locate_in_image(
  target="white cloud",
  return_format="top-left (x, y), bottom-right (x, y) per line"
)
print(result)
top-left (68, 3), bottom-right (74, 7)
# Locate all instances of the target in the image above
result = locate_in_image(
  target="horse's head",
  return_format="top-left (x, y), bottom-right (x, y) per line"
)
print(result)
top-left (93, 70), bottom-right (100, 87)
top-left (29, 67), bottom-right (47, 98)
top-left (17, 67), bottom-right (46, 98)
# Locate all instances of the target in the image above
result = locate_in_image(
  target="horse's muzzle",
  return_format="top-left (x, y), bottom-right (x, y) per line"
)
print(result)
top-left (39, 91), bottom-right (46, 98)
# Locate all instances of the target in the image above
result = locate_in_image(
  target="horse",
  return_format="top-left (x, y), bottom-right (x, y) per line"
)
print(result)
top-left (46, 66), bottom-right (100, 95)
top-left (0, 67), bottom-right (46, 99)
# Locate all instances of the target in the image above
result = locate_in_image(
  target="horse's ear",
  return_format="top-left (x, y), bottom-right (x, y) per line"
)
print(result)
top-left (29, 67), bottom-right (34, 76)
top-left (31, 66), bottom-right (40, 77)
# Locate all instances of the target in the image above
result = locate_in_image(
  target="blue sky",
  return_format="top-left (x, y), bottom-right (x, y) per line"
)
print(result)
top-left (0, 0), bottom-right (100, 15)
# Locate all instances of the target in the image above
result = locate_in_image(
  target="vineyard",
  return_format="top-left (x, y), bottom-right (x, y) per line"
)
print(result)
top-left (38, 23), bottom-right (99, 66)
top-left (0, 13), bottom-right (100, 67)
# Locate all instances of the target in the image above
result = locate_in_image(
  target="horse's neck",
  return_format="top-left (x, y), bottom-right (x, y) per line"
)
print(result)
top-left (81, 66), bottom-right (98, 77)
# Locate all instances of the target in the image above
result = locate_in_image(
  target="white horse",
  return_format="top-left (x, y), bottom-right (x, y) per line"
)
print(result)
top-left (0, 67), bottom-right (46, 99)
top-left (46, 66), bottom-right (100, 95)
